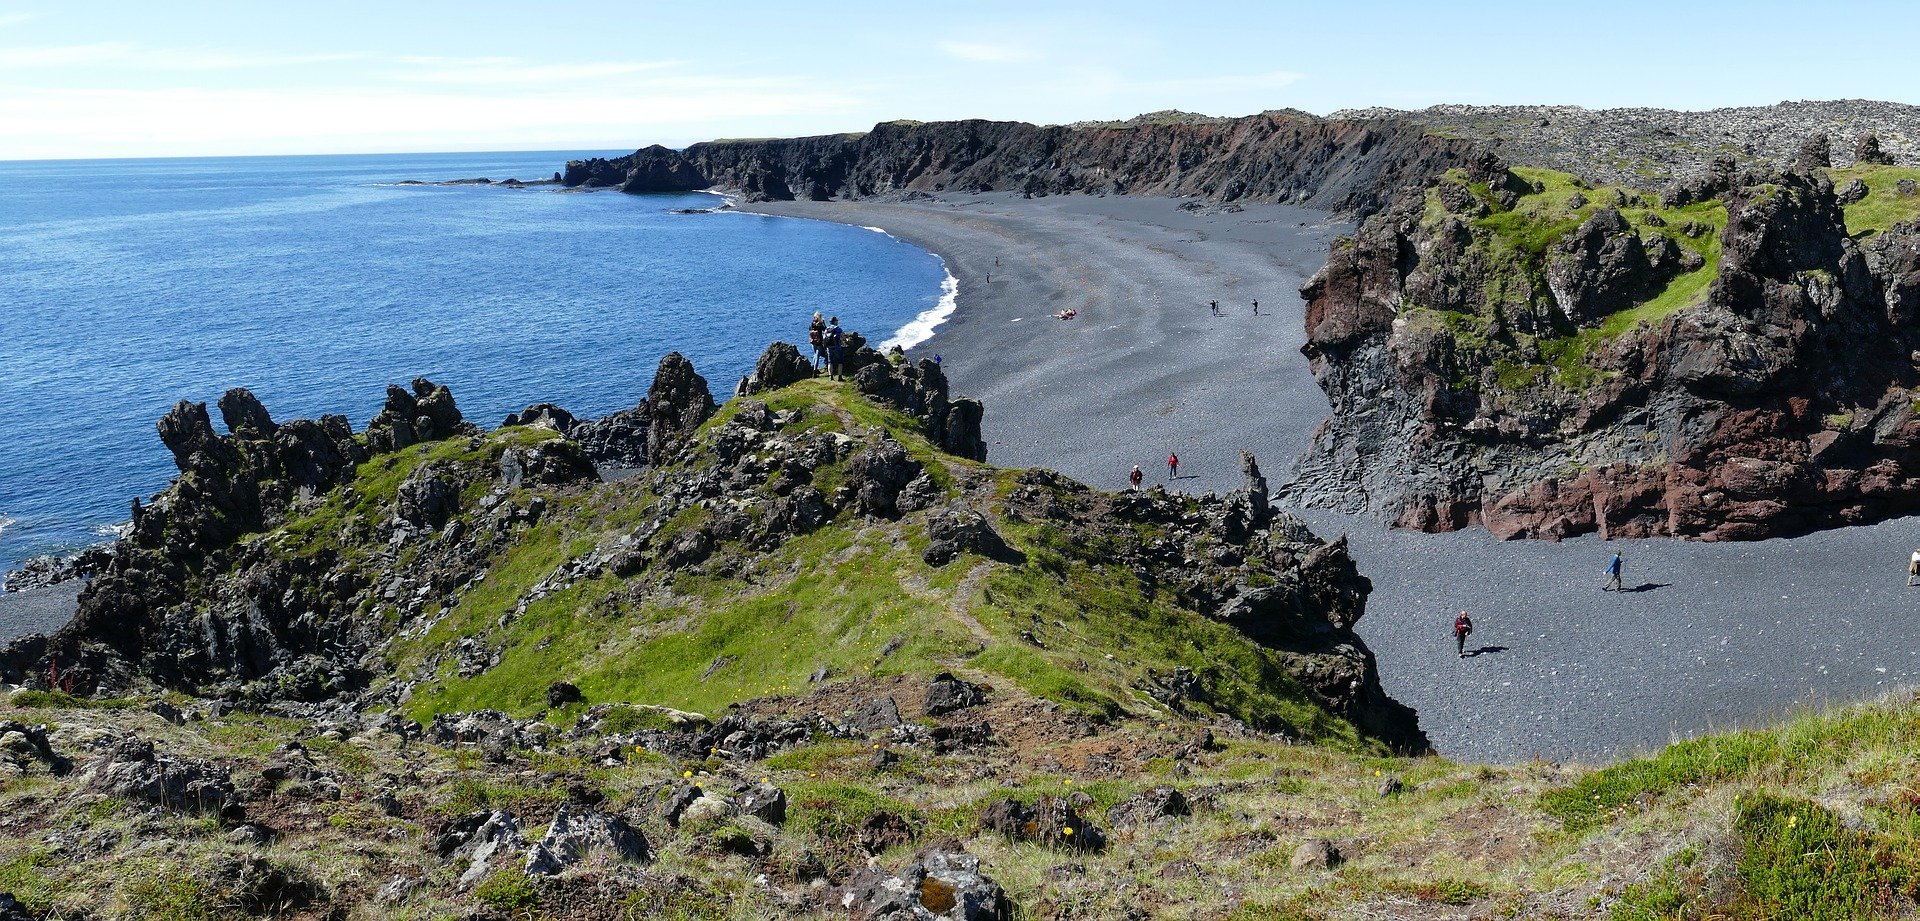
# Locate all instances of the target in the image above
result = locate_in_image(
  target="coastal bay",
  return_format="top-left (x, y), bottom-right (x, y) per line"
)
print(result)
top-left (12, 182), bottom-right (1920, 763)
top-left (747, 192), bottom-right (1920, 763)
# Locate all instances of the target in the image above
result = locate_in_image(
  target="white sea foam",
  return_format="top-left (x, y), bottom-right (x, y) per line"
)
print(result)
top-left (0, 515), bottom-right (12, 538)
top-left (93, 521), bottom-right (132, 540)
top-left (861, 225), bottom-right (889, 234)
top-left (880, 261), bottom-right (960, 351)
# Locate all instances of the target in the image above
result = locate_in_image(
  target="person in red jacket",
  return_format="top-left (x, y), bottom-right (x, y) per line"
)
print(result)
top-left (1129, 465), bottom-right (1143, 489)
top-left (1167, 453), bottom-right (1180, 481)
top-left (1453, 611), bottom-right (1474, 658)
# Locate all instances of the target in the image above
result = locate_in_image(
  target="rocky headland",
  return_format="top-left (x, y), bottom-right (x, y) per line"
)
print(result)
top-left (12, 333), bottom-right (1920, 920)
top-left (558, 102), bottom-right (1920, 541)
top-left (1290, 141), bottom-right (1920, 540)
top-left (562, 110), bottom-right (1490, 218)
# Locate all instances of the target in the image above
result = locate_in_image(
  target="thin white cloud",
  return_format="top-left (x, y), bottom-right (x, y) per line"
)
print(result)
top-left (0, 12), bottom-right (38, 28)
top-left (390, 56), bottom-right (677, 86)
top-left (938, 41), bottom-right (1040, 64)
top-left (0, 42), bottom-right (365, 70)
top-left (0, 83), bottom-right (866, 159)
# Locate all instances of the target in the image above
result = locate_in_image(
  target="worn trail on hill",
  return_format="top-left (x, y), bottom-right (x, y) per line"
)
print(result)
top-left (747, 192), bottom-right (1920, 764)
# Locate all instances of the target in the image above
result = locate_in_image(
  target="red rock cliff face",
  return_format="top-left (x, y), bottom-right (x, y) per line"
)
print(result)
top-left (1290, 163), bottom-right (1920, 541)
top-left (564, 112), bottom-right (1486, 218)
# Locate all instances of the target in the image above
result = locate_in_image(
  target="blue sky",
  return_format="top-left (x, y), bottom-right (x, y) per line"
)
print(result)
top-left (0, 0), bottom-right (1913, 159)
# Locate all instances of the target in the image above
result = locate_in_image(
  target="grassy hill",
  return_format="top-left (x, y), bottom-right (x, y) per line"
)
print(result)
top-left (2, 370), bottom-right (1917, 919)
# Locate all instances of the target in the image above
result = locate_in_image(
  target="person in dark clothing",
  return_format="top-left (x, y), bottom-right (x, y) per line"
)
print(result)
top-left (1167, 453), bottom-right (1179, 480)
top-left (825, 316), bottom-right (846, 380)
top-left (1252, 299), bottom-right (1260, 316)
top-left (1603, 551), bottom-right (1624, 591)
top-left (1454, 611), bottom-right (1473, 658)
top-left (1209, 300), bottom-right (1219, 316)
top-left (1129, 465), bottom-right (1143, 489)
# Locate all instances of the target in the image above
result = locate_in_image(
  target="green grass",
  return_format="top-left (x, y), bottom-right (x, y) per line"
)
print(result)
top-left (1414, 166), bottom-right (1728, 393)
top-left (404, 525), bottom-right (967, 721)
top-left (1542, 694), bottom-right (1920, 832)
top-left (1540, 731), bottom-right (1783, 831)
top-left (6, 690), bottom-right (138, 710)
top-left (119, 863), bottom-right (225, 921)
top-left (1608, 848), bottom-right (1707, 921)
top-left (474, 869), bottom-right (540, 915)
top-left (435, 776), bottom-right (568, 816)
top-left (0, 849), bottom-right (66, 914)
top-left (1729, 793), bottom-right (1917, 920)
top-left (1829, 164), bottom-right (1920, 239)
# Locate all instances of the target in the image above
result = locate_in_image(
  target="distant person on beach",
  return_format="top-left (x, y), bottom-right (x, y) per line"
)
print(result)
top-left (1167, 453), bottom-right (1179, 480)
top-left (933, 353), bottom-right (942, 365)
top-left (1252, 299), bottom-right (1260, 316)
top-left (1454, 611), bottom-right (1474, 657)
top-left (1209, 300), bottom-right (1220, 316)
top-left (1129, 465), bottom-right (1143, 489)
top-left (825, 316), bottom-right (846, 380)
top-left (1908, 548), bottom-right (1920, 586)
top-left (1603, 551), bottom-right (1625, 591)
top-left (808, 312), bottom-right (827, 369)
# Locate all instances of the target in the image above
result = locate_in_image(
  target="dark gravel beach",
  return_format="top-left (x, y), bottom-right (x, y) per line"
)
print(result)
top-left (746, 193), bottom-right (1346, 497)
top-left (0, 580), bottom-right (83, 646)
top-left (747, 193), bottom-right (1920, 764)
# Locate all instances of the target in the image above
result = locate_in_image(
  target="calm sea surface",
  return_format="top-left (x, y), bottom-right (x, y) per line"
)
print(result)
top-left (0, 151), bottom-right (949, 571)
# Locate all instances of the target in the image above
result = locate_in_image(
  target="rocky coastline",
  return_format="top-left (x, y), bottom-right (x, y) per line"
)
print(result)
top-left (1290, 141), bottom-right (1920, 540)
top-left (561, 111), bottom-right (1488, 218)
top-left (562, 103), bottom-right (1920, 542)
top-left (0, 333), bottom-right (1419, 751)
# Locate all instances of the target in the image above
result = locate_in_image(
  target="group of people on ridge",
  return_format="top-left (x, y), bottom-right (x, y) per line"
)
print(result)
top-left (807, 311), bottom-right (847, 380)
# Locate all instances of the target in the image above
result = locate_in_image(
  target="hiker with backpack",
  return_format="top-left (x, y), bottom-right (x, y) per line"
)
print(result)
top-left (808, 312), bottom-right (827, 369)
top-left (1603, 550), bottom-right (1625, 592)
top-left (825, 316), bottom-right (846, 380)
top-left (1453, 611), bottom-right (1473, 658)
top-left (1129, 465), bottom-right (1143, 490)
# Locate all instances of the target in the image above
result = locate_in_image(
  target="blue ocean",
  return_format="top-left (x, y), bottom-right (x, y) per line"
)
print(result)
top-left (0, 151), bottom-right (952, 572)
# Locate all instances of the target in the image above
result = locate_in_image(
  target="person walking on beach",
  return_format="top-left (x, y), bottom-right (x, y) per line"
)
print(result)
top-left (1603, 550), bottom-right (1625, 592)
top-left (1209, 300), bottom-right (1220, 316)
top-left (1252, 299), bottom-right (1260, 316)
top-left (808, 312), bottom-right (827, 369)
top-left (1167, 453), bottom-right (1180, 481)
top-left (1908, 548), bottom-right (1920, 586)
top-left (1454, 610), bottom-right (1474, 658)
top-left (1129, 465), bottom-right (1143, 490)
top-left (825, 316), bottom-right (846, 380)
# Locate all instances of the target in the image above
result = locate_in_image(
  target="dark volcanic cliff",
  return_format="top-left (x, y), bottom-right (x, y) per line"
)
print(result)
top-left (564, 111), bottom-right (1487, 218)
top-left (1289, 151), bottom-right (1920, 540)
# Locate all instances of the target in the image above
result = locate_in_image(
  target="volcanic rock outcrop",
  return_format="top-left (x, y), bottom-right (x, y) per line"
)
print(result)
top-left (1, 341), bottom-right (1416, 752)
top-left (564, 110), bottom-right (1490, 218)
top-left (1290, 150), bottom-right (1920, 541)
